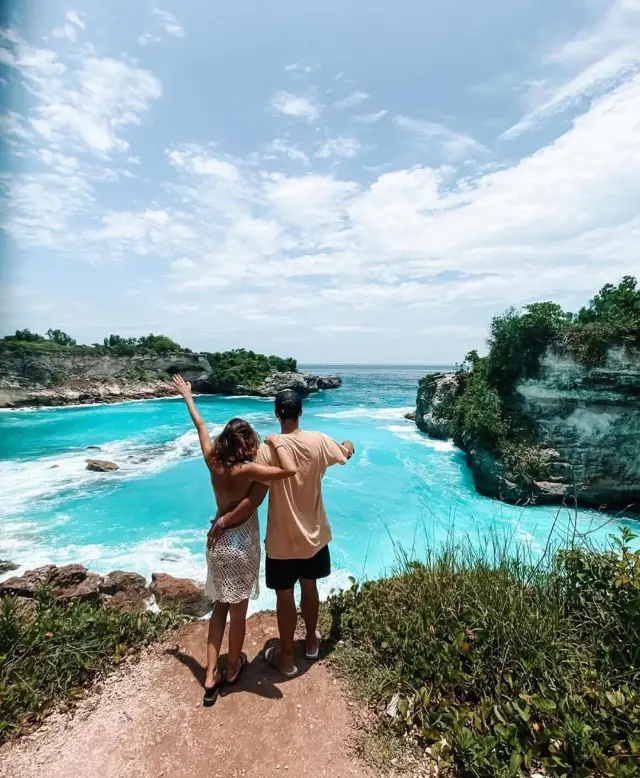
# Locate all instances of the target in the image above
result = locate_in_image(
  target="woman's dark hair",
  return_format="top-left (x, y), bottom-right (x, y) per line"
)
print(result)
top-left (212, 418), bottom-right (260, 468)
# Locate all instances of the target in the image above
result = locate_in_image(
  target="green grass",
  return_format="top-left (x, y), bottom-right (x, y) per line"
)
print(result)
top-left (0, 587), bottom-right (185, 742)
top-left (327, 527), bottom-right (640, 777)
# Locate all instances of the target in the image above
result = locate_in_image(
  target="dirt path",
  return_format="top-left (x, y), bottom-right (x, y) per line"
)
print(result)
top-left (0, 613), bottom-right (377, 778)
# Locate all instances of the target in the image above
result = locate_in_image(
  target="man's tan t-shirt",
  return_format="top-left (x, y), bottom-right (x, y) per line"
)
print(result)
top-left (256, 429), bottom-right (349, 560)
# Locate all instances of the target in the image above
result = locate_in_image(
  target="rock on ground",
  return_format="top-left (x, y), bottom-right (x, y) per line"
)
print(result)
top-left (150, 573), bottom-right (210, 617)
top-left (0, 614), bottom-right (377, 778)
top-left (0, 565), bottom-right (154, 614)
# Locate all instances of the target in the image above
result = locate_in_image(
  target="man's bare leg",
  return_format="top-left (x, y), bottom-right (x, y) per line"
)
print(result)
top-left (275, 588), bottom-right (297, 674)
top-left (300, 578), bottom-right (320, 656)
top-left (205, 601), bottom-right (229, 687)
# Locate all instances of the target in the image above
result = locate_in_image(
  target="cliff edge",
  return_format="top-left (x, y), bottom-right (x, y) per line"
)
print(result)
top-left (412, 277), bottom-right (640, 511)
top-left (0, 348), bottom-right (341, 408)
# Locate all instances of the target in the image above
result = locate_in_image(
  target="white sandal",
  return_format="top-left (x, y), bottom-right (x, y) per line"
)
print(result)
top-left (265, 646), bottom-right (298, 678)
top-left (305, 631), bottom-right (322, 660)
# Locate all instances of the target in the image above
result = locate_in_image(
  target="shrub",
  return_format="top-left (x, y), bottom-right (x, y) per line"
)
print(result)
top-left (420, 277), bottom-right (640, 479)
top-left (328, 528), bottom-right (640, 777)
top-left (204, 349), bottom-right (297, 391)
top-left (0, 588), bottom-right (184, 742)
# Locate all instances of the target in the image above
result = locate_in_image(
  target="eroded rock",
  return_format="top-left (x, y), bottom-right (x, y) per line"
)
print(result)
top-left (415, 372), bottom-right (458, 440)
top-left (86, 459), bottom-right (119, 472)
top-left (150, 573), bottom-right (209, 617)
top-left (0, 559), bottom-right (18, 575)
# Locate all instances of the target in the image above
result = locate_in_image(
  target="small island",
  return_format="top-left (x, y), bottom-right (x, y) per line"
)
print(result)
top-left (0, 330), bottom-right (341, 408)
top-left (412, 276), bottom-right (640, 511)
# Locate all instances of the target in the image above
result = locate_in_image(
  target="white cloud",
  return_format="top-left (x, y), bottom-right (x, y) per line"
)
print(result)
top-left (139, 7), bottom-right (185, 46)
top-left (393, 114), bottom-right (488, 160)
top-left (354, 110), bottom-right (387, 123)
top-left (270, 91), bottom-right (321, 122)
top-left (30, 57), bottom-right (161, 153)
top-left (504, 0), bottom-right (640, 138)
top-left (333, 90), bottom-right (369, 109)
top-left (5, 16), bottom-right (640, 357)
top-left (2, 32), bottom-right (162, 154)
top-left (52, 9), bottom-right (86, 42)
top-left (266, 139), bottom-right (309, 163)
top-left (66, 10), bottom-right (85, 30)
top-left (315, 137), bottom-right (362, 159)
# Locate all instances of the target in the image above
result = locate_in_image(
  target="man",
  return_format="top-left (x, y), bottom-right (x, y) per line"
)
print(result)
top-left (221, 389), bottom-right (354, 676)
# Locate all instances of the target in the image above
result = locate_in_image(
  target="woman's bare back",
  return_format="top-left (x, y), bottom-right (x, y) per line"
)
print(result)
top-left (209, 463), bottom-right (256, 515)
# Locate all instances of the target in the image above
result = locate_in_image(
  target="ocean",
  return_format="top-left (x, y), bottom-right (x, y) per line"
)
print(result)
top-left (0, 365), bottom-right (633, 612)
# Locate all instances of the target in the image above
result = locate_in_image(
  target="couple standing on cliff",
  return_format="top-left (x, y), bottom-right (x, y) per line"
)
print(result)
top-left (172, 375), bottom-right (355, 707)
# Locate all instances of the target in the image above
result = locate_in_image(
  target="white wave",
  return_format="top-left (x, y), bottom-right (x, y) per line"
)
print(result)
top-left (0, 523), bottom-right (356, 617)
top-left (384, 424), bottom-right (457, 452)
top-left (316, 405), bottom-right (414, 421)
top-left (0, 395), bottom-right (182, 414)
top-left (0, 425), bottom-right (225, 518)
top-left (223, 395), bottom-right (273, 402)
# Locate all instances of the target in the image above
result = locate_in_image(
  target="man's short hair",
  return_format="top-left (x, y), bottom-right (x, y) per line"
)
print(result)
top-left (275, 389), bottom-right (303, 420)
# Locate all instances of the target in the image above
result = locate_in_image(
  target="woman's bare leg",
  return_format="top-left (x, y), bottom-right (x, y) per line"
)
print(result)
top-left (205, 601), bottom-right (229, 687)
top-left (226, 599), bottom-right (250, 681)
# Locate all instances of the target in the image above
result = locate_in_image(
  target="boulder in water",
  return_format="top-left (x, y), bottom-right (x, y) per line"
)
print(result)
top-left (0, 560), bottom-right (18, 575)
top-left (243, 371), bottom-right (342, 398)
top-left (150, 572), bottom-right (209, 617)
top-left (86, 459), bottom-right (119, 472)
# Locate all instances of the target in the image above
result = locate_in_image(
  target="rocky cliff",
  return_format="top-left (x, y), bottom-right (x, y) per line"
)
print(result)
top-left (414, 348), bottom-right (640, 511)
top-left (0, 349), bottom-right (341, 408)
top-left (415, 372), bottom-right (458, 439)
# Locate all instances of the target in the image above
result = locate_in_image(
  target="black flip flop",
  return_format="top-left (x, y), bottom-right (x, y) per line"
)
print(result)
top-left (225, 653), bottom-right (248, 685)
top-left (203, 677), bottom-right (224, 707)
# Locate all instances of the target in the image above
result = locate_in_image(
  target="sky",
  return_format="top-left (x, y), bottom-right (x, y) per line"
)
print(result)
top-left (1, 0), bottom-right (639, 363)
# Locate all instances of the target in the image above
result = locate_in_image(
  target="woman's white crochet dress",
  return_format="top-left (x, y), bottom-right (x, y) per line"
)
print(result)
top-left (205, 512), bottom-right (260, 604)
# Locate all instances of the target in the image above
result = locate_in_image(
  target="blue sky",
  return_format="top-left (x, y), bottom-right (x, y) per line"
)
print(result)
top-left (1, 0), bottom-right (639, 363)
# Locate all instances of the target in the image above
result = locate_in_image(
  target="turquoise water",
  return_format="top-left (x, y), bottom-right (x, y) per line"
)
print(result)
top-left (0, 365), bottom-right (634, 612)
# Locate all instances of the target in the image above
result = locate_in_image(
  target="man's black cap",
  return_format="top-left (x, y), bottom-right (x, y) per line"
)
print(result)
top-left (275, 389), bottom-right (303, 420)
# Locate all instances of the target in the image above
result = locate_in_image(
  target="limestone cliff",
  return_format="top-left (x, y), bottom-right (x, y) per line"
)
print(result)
top-left (415, 373), bottom-right (458, 439)
top-left (0, 349), bottom-right (341, 408)
top-left (414, 348), bottom-right (640, 511)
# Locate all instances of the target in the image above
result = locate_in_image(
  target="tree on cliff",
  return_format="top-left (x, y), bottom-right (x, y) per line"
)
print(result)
top-left (7, 329), bottom-right (46, 342)
top-left (204, 349), bottom-right (298, 391)
top-left (102, 333), bottom-right (182, 354)
top-left (46, 329), bottom-right (77, 346)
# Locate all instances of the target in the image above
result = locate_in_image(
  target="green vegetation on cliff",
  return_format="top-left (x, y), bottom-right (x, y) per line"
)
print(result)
top-left (329, 528), bottom-right (640, 777)
top-left (0, 588), bottom-right (183, 742)
top-left (203, 349), bottom-right (297, 391)
top-left (423, 276), bottom-right (640, 480)
top-left (1, 329), bottom-right (186, 355)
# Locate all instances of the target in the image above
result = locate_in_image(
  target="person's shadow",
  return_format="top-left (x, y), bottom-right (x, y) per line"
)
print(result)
top-left (166, 637), bottom-right (314, 702)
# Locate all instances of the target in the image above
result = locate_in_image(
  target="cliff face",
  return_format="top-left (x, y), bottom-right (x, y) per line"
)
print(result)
top-left (0, 350), bottom-right (212, 408)
top-left (415, 348), bottom-right (640, 510)
top-left (0, 350), bottom-right (342, 408)
top-left (507, 346), bottom-right (639, 508)
top-left (415, 373), bottom-right (457, 439)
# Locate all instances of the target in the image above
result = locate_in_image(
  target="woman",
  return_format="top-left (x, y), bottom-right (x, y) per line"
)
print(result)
top-left (172, 374), bottom-right (297, 707)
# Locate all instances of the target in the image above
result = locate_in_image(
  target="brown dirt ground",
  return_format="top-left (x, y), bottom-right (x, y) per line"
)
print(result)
top-left (0, 613), bottom-right (380, 778)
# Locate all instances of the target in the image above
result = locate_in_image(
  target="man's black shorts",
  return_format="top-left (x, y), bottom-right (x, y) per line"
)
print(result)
top-left (265, 545), bottom-right (331, 591)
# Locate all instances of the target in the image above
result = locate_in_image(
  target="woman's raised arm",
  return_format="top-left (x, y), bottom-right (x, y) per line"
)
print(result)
top-left (172, 374), bottom-right (213, 461)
